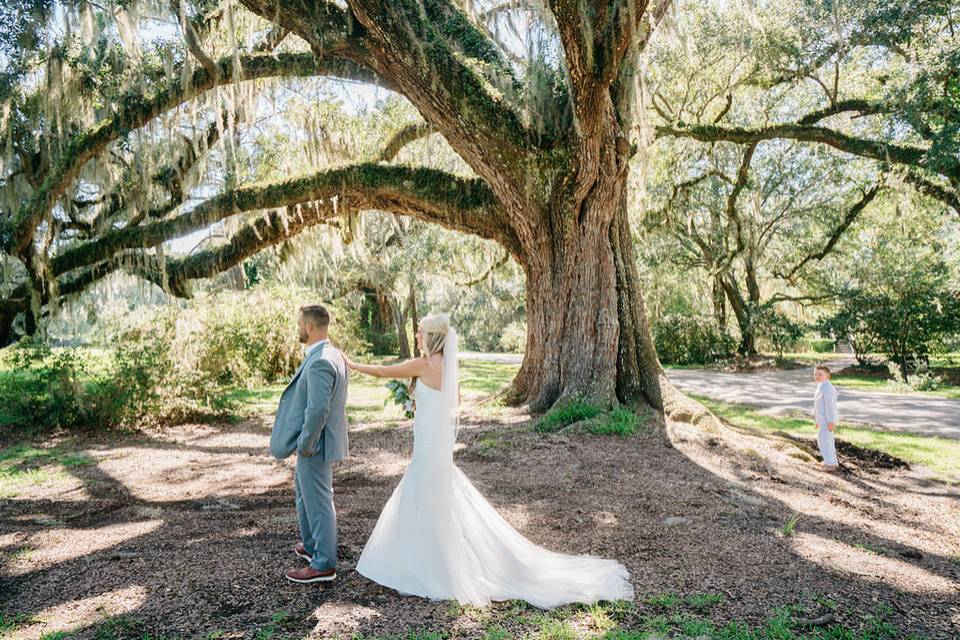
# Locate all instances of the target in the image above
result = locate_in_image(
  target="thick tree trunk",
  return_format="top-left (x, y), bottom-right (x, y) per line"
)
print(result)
top-left (712, 277), bottom-right (727, 328)
top-left (508, 190), bottom-right (663, 412)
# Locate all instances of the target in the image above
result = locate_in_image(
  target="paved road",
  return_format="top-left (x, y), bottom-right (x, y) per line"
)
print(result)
top-left (459, 352), bottom-right (960, 439)
top-left (667, 358), bottom-right (960, 440)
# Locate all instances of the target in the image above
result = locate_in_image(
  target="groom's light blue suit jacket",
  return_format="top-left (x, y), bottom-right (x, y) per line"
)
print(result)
top-left (271, 340), bottom-right (349, 462)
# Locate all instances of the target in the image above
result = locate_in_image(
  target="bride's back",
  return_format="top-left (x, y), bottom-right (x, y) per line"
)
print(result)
top-left (415, 352), bottom-right (444, 391)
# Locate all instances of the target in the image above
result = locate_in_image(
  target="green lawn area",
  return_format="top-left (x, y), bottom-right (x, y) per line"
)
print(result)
top-left (228, 359), bottom-right (521, 421)
top-left (830, 373), bottom-right (960, 400)
top-left (693, 394), bottom-right (960, 478)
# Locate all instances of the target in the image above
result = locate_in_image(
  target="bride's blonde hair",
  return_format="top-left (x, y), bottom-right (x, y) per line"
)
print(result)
top-left (419, 313), bottom-right (450, 359)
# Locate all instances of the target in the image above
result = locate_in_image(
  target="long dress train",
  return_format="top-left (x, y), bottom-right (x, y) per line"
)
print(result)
top-left (356, 382), bottom-right (635, 608)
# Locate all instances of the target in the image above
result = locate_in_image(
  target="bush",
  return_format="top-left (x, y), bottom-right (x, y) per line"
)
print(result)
top-left (500, 321), bottom-right (526, 353)
top-left (0, 340), bottom-right (131, 431)
top-left (750, 306), bottom-right (804, 358)
top-left (1, 284), bottom-right (372, 431)
top-left (807, 338), bottom-right (835, 353)
top-left (653, 315), bottom-right (736, 365)
top-left (822, 280), bottom-right (960, 379)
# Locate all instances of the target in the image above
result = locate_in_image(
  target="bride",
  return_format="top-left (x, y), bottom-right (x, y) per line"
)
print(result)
top-left (342, 313), bottom-right (634, 609)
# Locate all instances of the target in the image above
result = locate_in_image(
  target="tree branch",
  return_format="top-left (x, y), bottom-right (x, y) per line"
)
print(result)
top-left (51, 163), bottom-right (513, 278)
top-left (655, 121), bottom-right (956, 182)
top-left (775, 183), bottom-right (881, 282)
top-left (377, 123), bottom-right (436, 162)
top-left (11, 51), bottom-right (379, 257)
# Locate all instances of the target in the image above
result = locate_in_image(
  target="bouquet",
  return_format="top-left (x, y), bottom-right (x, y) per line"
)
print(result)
top-left (384, 379), bottom-right (415, 418)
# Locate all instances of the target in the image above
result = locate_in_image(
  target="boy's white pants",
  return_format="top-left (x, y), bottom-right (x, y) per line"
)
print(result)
top-left (817, 423), bottom-right (838, 466)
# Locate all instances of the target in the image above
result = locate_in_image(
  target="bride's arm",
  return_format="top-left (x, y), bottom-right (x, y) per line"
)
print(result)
top-left (344, 355), bottom-right (427, 379)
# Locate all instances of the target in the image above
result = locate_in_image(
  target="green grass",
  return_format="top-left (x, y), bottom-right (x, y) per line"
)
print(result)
top-left (91, 614), bottom-right (144, 640)
top-left (230, 359), bottom-right (521, 424)
top-left (534, 402), bottom-right (646, 437)
top-left (535, 402), bottom-right (604, 432)
top-left (444, 599), bottom-right (916, 640)
top-left (0, 444), bottom-right (95, 498)
top-left (693, 394), bottom-right (960, 478)
top-left (460, 361), bottom-right (520, 396)
top-left (831, 373), bottom-right (960, 400)
top-left (254, 611), bottom-right (292, 640)
top-left (780, 514), bottom-right (800, 537)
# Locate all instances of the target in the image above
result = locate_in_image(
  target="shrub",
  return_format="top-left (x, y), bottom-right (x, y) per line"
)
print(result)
top-left (500, 321), bottom-right (526, 354)
top-left (0, 284), bottom-right (372, 431)
top-left (653, 315), bottom-right (736, 365)
top-left (0, 340), bottom-right (131, 431)
top-left (750, 306), bottom-right (804, 358)
top-left (807, 338), bottom-right (835, 353)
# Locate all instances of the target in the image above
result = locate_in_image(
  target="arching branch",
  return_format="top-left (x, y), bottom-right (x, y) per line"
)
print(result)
top-left (377, 123), bottom-right (437, 162)
top-left (10, 51), bottom-right (380, 257)
top-left (655, 121), bottom-right (957, 183)
top-left (51, 163), bottom-right (514, 279)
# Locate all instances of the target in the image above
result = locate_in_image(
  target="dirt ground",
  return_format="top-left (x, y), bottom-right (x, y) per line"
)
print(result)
top-left (2, 399), bottom-right (959, 639)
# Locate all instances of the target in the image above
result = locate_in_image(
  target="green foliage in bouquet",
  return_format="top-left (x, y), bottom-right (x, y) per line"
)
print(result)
top-left (384, 379), bottom-right (415, 418)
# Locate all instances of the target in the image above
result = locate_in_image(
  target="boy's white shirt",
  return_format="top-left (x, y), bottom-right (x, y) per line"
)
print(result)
top-left (814, 380), bottom-right (839, 426)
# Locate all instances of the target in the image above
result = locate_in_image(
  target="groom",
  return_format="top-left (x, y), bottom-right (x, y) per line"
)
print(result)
top-left (271, 304), bottom-right (349, 583)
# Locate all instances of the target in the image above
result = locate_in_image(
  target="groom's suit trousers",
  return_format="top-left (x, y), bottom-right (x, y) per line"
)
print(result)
top-left (294, 453), bottom-right (337, 570)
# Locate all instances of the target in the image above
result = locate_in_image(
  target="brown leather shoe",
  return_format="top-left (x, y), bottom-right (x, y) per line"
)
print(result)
top-left (286, 565), bottom-right (336, 583)
top-left (293, 542), bottom-right (311, 562)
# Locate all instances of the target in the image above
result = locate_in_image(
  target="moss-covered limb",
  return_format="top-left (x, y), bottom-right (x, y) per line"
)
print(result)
top-left (655, 121), bottom-right (958, 182)
top-left (418, 0), bottom-right (521, 84)
top-left (901, 170), bottom-right (960, 214)
top-left (796, 99), bottom-right (889, 125)
top-left (775, 183), bottom-right (882, 282)
top-left (11, 51), bottom-right (378, 257)
top-left (170, 0), bottom-right (220, 80)
top-left (255, 25), bottom-right (290, 52)
top-left (51, 163), bottom-right (513, 279)
top-left (376, 123), bottom-right (436, 162)
top-left (70, 111), bottom-right (228, 240)
top-left (0, 258), bottom-right (122, 345)
top-left (546, 0), bottom-right (602, 129)
top-left (326, 0), bottom-right (537, 180)
top-left (135, 202), bottom-right (343, 296)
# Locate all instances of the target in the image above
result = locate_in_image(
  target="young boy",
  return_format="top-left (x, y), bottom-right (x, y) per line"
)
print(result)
top-left (813, 365), bottom-right (840, 472)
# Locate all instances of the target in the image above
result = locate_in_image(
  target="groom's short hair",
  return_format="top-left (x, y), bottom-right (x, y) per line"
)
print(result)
top-left (299, 304), bottom-right (330, 329)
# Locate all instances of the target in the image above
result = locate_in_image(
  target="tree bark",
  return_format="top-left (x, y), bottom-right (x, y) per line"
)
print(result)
top-left (393, 302), bottom-right (411, 359)
top-left (508, 175), bottom-right (663, 411)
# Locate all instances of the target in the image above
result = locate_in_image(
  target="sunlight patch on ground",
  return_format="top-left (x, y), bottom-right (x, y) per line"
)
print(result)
top-left (789, 532), bottom-right (959, 595)
top-left (10, 521), bottom-right (164, 574)
top-left (94, 448), bottom-right (288, 501)
top-left (311, 603), bottom-right (382, 637)
top-left (18, 585), bottom-right (149, 639)
top-left (350, 449), bottom-right (410, 479)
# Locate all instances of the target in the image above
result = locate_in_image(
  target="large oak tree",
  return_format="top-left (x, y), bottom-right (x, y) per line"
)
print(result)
top-left (1, 0), bottom-right (672, 412)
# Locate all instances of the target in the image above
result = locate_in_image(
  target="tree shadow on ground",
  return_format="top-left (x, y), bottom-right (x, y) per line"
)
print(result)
top-left (1, 408), bottom-right (958, 639)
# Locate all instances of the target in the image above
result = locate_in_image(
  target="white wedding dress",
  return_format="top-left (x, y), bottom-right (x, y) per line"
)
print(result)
top-left (355, 329), bottom-right (634, 608)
